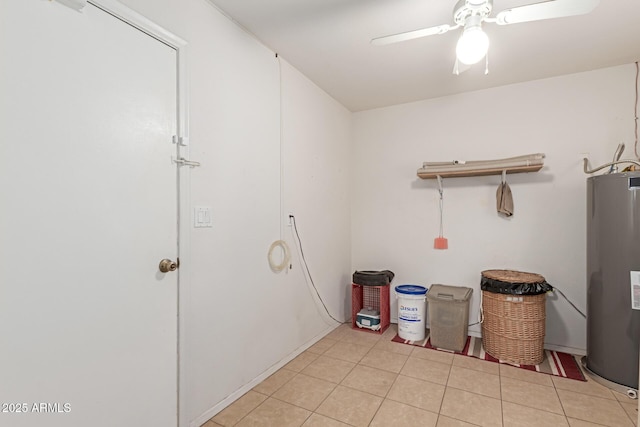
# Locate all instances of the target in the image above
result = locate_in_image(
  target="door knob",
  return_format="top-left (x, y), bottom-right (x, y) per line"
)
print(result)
top-left (159, 258), bottom-right (178, 273)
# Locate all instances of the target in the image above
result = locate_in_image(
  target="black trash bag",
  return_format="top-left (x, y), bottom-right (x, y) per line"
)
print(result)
top-left (480, 275), bottom-right (553, 295)
top-left (352, 270), bottom-right (395, 286)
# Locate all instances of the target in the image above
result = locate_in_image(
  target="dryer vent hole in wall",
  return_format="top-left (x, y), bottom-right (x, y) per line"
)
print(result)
top-left (289, 215), bottom-right (342, 325)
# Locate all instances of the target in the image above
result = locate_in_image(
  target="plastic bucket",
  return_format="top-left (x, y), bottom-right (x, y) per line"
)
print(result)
top-left (395, 285), bottom-right (428, 341)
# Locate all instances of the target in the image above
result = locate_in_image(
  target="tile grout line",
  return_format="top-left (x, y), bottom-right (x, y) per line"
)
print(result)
top-left (550, 369), bottom-right (570, 424)
top-left (499, 368), bottom-right (504, 427)
top-left (363, 340), bottom-right (411, 426)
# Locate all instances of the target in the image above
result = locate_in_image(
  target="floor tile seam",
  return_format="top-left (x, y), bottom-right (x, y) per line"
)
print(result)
top-left (500, 401), bottom-right (575, 427)
top-left (325, 348), bottom-right (370, 364)
top-left (613, 393), bottom-right (638, 403)
top-left (379, 345), bottom-right (412, 379)
top-left (337, 377), bottom-right (395, 400)
top-left (616, 398), bottom-right (638, 425)
top-left (566, 418), bottom-right (609, 427)
top-left (556, 392), bottom-right (633, 427)
top-left (325, 354), bottom-right (364, 365)
top-left (500, 374), bottom-right (555, 389)
top-left (551, 374), bottom-right (618, 398)
top-left (378, 369), bottom-right (401, 399)
top-left (338, 329), bottom-right (382, 344)
top-left (365, 344), bottom-right (409, 359)
top-left (338, 329), bottom-right (382, 345)
top-left (310, 410), bottom-right (358, 427)
top-left (314, 382), bottom-right (381, 427)
top-left (383, 393), bottom-right (440, 417)
top-left (445, 383), bottom-right (503, 402)
top-left (315, 352), bottom-right (359, 367)
top-left (548, 379), bottom-right (569, 418)
top-left (499, 384), bottom-right (504, 427)
top-left (499, 394), bottom-right (566, 417)
top-left (408, 353), bottom-right (455, 367)
top-left (499, 373), bottom-right (554, 388)
top-left (563, 411), bottom-right (631, 427)
top-left (267, 389), bottom-right (336, 415)
top-left (284, 371), bottom-right (341, 399)
top-left (259, 370), bottom-right (299, 396)
top-left (555, 386), bottom-right (626, 403)
top-left (334, 338), bottom-right (379, 349)
top-left (305, 337), bottom-right (340, 355)
top-left (366, 398), bottom-right (385, 427)
top-left (398, 371), bottom-right (449, 388)
top-left (335, 356), bottom-right (360, 389)
top-left (301, 380), bottom-right (341, 417)
top-left (452, 361), bottom-right (499, 376)
top-left (230, 394), bottom-right (274, 427)
top-left (437, 361), bottom-right (455, 417)
top-left (436, 412), bottom-right (484, 427)
top-left (219, 388), bottom-right (268, 423)
top-left (451, 364), bottom-right (501, 379)
top-left (406, 353), bottom-right (454, 370)
top-left (358, 359), bottom-right (404, 375)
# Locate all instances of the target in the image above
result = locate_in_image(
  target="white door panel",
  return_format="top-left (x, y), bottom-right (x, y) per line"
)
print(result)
top-left (0, 1), bottom-right (178, 426)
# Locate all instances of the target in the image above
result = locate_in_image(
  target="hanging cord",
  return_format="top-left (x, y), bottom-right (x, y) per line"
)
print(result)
top-left (552, 286), bottom-right (586, 319)
top-left (277, 53), bottom-right (284, 240)
top-left (267, 240), bottom-right (290, 273)
top-left (468, 290), bottom-right (483, 327)
top-left (289, 215), bottom-right (342, 325)
top-left (634, 61), bottom-right (639, 160)
top-left (266, 54), bottom-right (290, 274)
top-left (437, 175), bottom-right (444, 238)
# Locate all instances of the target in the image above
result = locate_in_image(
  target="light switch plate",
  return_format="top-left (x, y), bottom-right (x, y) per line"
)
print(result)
top-left (194, 206), bottom-right (213, 228)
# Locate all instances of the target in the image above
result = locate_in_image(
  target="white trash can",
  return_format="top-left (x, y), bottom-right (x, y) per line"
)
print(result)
top-left (395, 284), bottom-right (428, 341)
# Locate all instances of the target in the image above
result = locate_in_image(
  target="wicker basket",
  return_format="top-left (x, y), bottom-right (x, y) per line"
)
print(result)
top-left (480, 270), bottom-right (547, 365)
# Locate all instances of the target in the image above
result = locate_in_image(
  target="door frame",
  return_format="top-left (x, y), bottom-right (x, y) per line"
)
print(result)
top-left (84, 1), bottom-right (190, 426)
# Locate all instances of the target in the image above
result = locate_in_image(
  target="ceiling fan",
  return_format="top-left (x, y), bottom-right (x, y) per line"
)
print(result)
top-left (371, 0), bottom-right (600, 73)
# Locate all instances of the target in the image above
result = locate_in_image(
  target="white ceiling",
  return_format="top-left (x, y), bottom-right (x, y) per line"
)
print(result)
top-left (207, 0), bottom-right (640, 112)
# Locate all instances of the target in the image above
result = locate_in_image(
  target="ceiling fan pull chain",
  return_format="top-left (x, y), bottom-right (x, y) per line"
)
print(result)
top-left (484, 52), bottom-right (489, 75)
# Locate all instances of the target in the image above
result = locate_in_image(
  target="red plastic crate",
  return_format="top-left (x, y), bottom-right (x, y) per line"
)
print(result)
top-left (351, 283), bottom-right (390, 334)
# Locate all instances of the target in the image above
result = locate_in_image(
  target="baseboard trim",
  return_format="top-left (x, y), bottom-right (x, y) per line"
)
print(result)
top-left (189, 323), bottom-right (337, 427)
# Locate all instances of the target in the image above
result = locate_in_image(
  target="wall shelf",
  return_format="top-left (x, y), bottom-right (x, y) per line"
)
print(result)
top-left (416, 154), bottom-right (545, 180)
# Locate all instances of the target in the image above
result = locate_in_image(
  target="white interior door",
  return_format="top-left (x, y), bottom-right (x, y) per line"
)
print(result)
top-left (0, 2), bottom-right (178, 426)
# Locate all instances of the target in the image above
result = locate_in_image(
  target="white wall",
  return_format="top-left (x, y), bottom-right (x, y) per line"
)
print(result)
top-left (352, 64), bottom-right (637, 354)
top-left (118, 1), bottom-right (351, 426)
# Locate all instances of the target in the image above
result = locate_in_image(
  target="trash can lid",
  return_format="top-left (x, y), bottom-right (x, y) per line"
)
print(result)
top-left (395, 284), bottom-right (428, 295)
top-left (480, 269), bottom-right (552, 295)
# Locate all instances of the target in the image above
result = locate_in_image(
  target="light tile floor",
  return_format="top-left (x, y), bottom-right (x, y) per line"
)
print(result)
top-left (203, 324), bottom-right (638, 427)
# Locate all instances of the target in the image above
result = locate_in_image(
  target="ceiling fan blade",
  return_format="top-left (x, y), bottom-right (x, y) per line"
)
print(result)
top-left (371, 24), bottom-right (452, 46)
top-left (495, 0), bottom-right (599, 25)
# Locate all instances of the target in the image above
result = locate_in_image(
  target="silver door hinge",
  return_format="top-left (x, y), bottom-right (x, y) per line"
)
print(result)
top-left (172, 135), bottom-right (189, 146)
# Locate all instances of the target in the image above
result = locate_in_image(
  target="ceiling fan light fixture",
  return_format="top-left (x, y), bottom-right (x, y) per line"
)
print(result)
top-left (455, 18), bottom-right (489, 65)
